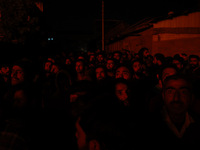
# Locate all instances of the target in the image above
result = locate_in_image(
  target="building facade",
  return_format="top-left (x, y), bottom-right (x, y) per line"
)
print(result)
top-left (105, 11), bottom-right (200, 56)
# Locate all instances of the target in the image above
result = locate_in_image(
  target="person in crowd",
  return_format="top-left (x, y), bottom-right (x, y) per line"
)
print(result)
top-left (106, 58), bottom-right (116, 78)
top-left (145, 74), bottom-right (200, 148)
top-left (0, 58), bottom-right (43, 150)
top-left (44, 69), bottom-right (72, 110)
top-left (95, 65), bottom-right (107, 81)
top-left (43, 57), bottom-right (55, 78)
top-left (93, 65), bottom-right (113, 96)
top-left (146, 64), bottom-right (178, 114)
top-left (112, 51), bottom-right (122, 65)
top-left (88, 52), bottom-right (96, 68)
top-left (113, 78), bottom-right (132, 107)
top-left (115, 64), bottom-right (132, 81)
top-left (0, 64), bottom-right (10, 83)
top-left (180, 53), bottom-right (188, 68)
top-left (131, 59), bottom-right (147, 80)
top-left (153, 53), bottom-right (166, 67)
top-left (172, 55), bottom-right (184, 73)
top-left (138, 47), bottom-right (150, 64)
top-left (120, 51), bottom-right (130, 64)
top-left (74, 59), bottom-right (92, 82)
top-left (65, 57), bottom-right (72, 65)
top-left (96, 52), bottom-right (105, 66)
top-left (1, 43), bottom-right (200, 150)
top-left (74, 93), bottom-right (133, 150)
top-left (185, 55), bottom-right (200, 77)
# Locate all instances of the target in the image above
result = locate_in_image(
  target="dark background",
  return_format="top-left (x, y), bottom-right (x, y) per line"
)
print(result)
top-left (43, 0), bottom-right (200, 52)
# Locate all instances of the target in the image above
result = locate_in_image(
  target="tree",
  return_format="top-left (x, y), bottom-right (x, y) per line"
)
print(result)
top-left (0, 0), bottom-right (44, 44)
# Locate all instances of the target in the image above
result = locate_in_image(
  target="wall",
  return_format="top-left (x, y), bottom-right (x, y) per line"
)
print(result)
top-left (106, 28), bottom-right (153, 54)
top-left (152, 12), bottom-right (200, 56)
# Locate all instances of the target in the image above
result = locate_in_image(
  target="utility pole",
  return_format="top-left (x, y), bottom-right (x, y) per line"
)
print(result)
top-left (102, 0), bottom-right (104, 51)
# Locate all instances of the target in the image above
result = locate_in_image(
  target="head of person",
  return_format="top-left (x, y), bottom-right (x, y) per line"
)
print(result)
top-left (138, 47), bottom-right (150, 59)
top-left (65, 57), bottom-right (72, 65)
top-left (189, 55), bottom-right (199, 69)
top-left (114, 78), bottom-right (131, 107)
top-left (96, 52), bottom-right (105, 63)
top-left (153, 53), bottom-right (165, 66)
top-left (132, 59), bottom-right (143, 74)
top-left (11, 58), bottom-right (35, 86)
top-left (180, 53), bottom-right (188, 62)
top-left (158, 64), bottom-right (178, 86)
top-left (106, 58), bottom-right (115, 71)
top-left (77, 55), bottom-right (86, 60)
top-left (113, 51), bottom-right (122, 62)
top-left (0, 64), bottom-right (10, 82)
top-left (95, 65), bottom-right (107, 81)
top-left (50, 63), bottom-right (60, 75)
top-left (172, 56), bottom-right (184, 70)
top-left (162, 74), bottom-right (193, 116)
top-left (44, 57), bottom-right (55, 72)
top-left (145, 55), bottom-right (154, 67)
top-left (75, 59), bottom-right (86, 74)
top-left (89, 53), bottom-right (95, 62)
top-left (120, 52), bottom-right (129, 63)
top-left (115, 64), bottom-right (132, 80)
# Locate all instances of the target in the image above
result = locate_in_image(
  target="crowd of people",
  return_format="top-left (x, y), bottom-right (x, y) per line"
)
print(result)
top-left (0, 46), bottom-right (200, 149)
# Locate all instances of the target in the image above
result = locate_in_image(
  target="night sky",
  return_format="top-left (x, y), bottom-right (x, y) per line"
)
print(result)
top-left (44, 0), bottom-right (200, 51)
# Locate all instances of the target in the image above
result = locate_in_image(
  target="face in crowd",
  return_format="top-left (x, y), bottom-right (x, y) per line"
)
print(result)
top-left (0, 65), bottom-right (10, 82)
top-left (11, 65), bottom-right (25, 86)
top-left (44, 61), bottom-right (52, 72)
top-left (132, 61), bottom-right (142, 73)
top-left (50, 64), bottom-right (60, 74)
top-left (65, 58), bottom-right (72, 65)
top-left (115, 66), bottom-right (131, 80)
top-left (162, 76), bottom-right (192, 116)
top-left (106, 59), bottom-right (115, 70)
top-left (189, 57), bottom-right (199, 69)
top-left (143, 49), bottom-right (150, 58)
top-left (76, 61), bottom-right (85, 73)
top-left (89, 54), bottom-right (95, 62)
top-left (172, 59), bottom-right (183, 70)
top-left (115, 82), bottom-right (130, 106)
top-left (96, 54), bottom-right (104, 63)
top-left (95, 67), bottom-right (106, 81)
top-left (113, 52), bottom-right (121, 61)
